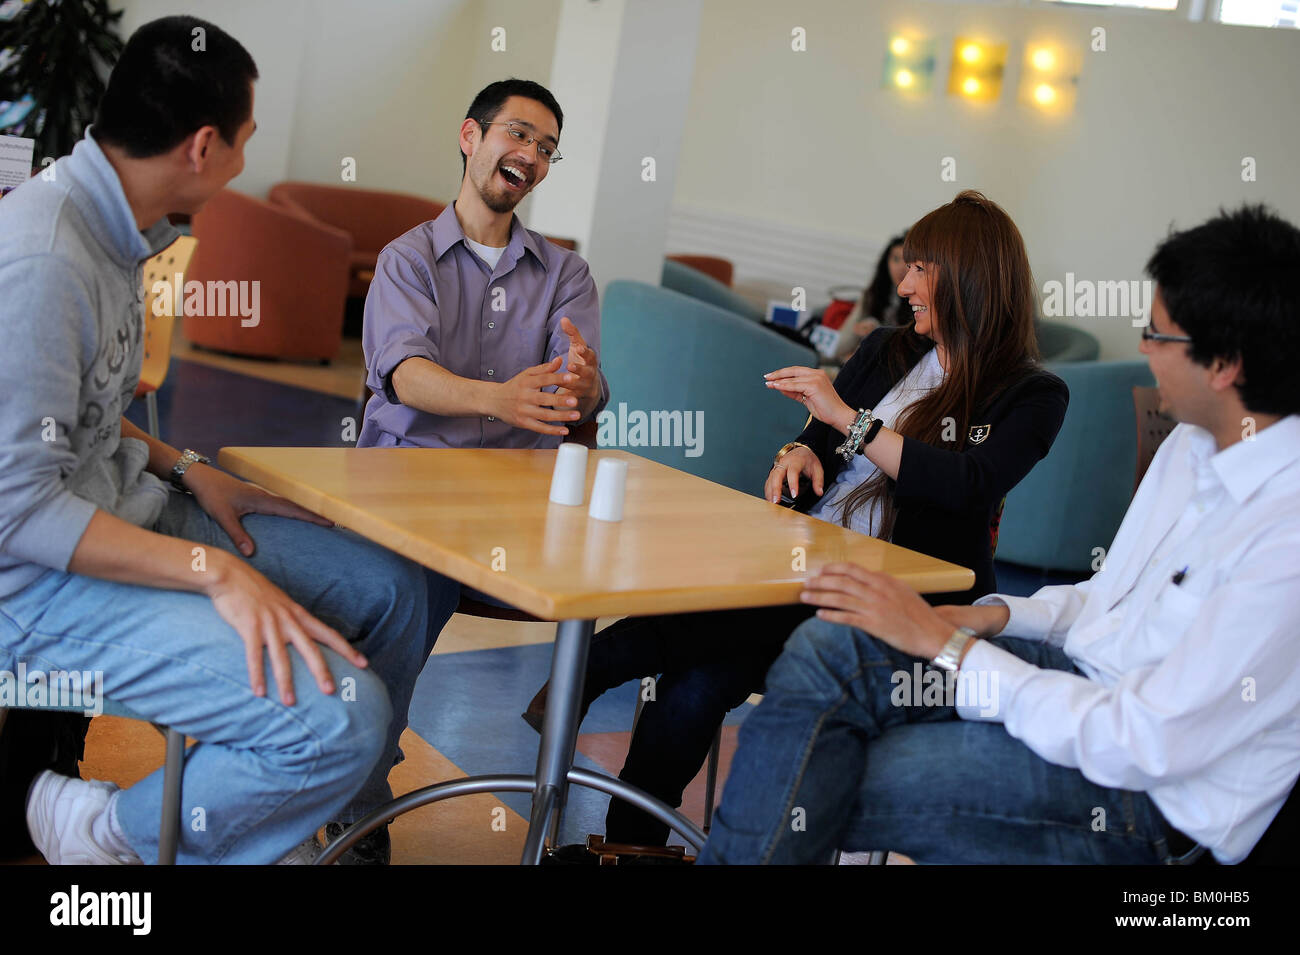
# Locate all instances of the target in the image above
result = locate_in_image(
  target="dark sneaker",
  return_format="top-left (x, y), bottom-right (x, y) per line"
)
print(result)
top-left (322, 821), bottom-right (391, 866)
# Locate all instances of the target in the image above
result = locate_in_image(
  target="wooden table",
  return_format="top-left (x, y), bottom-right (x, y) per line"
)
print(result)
top-left (218, 447), bottom-right (974, 863)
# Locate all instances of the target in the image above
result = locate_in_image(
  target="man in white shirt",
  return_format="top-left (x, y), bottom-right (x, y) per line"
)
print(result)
top-left (699, 205), bottom-right (1300, 865)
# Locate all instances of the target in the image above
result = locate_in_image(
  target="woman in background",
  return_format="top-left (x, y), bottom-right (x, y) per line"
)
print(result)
top-left (833, 231), bottom-right (911, 362)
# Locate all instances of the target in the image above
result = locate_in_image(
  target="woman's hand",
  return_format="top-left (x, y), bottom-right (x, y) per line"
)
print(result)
top-left (764, 366), bottom-right (857, 433)
top-left (766, 445), bottom-right (824, 504)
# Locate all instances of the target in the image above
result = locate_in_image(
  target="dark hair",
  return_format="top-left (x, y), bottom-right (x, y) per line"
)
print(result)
top-left (862, 232), bottom-right (910, 325)
top-left (1146, 205), bottom-right (1300, 416)
top-left (460, 78), bottom-right (563, 173)
top-left (94, 16), bottom-right (258, 158)
top-left (840, 190), bottom-right (1040, 535)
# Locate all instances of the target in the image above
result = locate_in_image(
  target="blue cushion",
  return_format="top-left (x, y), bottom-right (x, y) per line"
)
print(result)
top-left (996, 359), bottom-right (1156, 573)
top-left (601, 281), bottom-right (818, 495)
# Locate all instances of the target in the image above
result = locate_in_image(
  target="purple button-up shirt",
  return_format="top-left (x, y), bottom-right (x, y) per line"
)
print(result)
top-left (359, 204), bottom-right (608, 448)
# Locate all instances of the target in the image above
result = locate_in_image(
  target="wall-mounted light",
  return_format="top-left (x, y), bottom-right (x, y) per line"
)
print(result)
top-left (883, 33), bottom-right (936, 95)
top-left (1019, 41), bottom-right (1079, 113)
top-left (947, 37), bottom-right (1007, 103)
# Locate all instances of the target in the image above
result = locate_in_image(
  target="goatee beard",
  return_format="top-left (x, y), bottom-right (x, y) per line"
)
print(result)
top-left (482, 189), bottom-right (521, 214)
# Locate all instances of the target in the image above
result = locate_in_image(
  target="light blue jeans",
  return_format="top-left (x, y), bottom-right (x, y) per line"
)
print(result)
top-left (0, 490), bottom-right (459, 863)
top-left (699, 618), bottom-right (1180, 865)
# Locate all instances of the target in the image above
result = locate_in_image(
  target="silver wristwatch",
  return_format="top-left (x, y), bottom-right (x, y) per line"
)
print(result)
top-left (169, 448), bottom-right (211, 491)
top-left (930, 626), bottom-right (977, 672)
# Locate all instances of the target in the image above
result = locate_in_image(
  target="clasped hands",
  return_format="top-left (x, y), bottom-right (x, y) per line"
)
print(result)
top-left (492, 316), bottom-right (601, 436)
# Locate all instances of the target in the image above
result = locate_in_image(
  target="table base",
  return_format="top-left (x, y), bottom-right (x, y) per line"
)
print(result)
top-left (316, 618), bottom-right (708, 865)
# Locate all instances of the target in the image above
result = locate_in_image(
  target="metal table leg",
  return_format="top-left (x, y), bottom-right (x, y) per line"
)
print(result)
top-left (315, 617), bottom-right (709, 865)
top-left (524, 618), bottom-right (591, 862)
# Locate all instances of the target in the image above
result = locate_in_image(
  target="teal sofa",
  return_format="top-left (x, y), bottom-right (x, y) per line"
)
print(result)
top-left (996, 359), bottom-right (1156, 573)
top-left (601, 280), bottom-right (818, 495)
top-left (1037, 320), bottom-right (1100, 363)
top-left (661, 258), bottom-right (765, 323)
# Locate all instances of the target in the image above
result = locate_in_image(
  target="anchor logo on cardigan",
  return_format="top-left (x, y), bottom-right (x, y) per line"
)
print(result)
top-left (968, 424), bottom-right (992, 445)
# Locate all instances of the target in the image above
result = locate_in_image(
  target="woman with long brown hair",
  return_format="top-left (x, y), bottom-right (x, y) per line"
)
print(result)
top-left (524, 190), bottom-right (1069, 851)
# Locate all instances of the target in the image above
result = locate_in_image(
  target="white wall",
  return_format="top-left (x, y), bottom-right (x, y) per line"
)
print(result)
top-left (113, 0), bottom-right (561, 201)
top-left (111, 1), bottom-right (1300, 359)
top-left (113, 0), bottom-right (310, 197)
top-left (670, 0), bottom-right (1300, 358)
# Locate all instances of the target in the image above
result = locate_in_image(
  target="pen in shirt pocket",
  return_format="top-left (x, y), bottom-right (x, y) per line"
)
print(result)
top-left (1171, 566), bottom-right (1189, 586)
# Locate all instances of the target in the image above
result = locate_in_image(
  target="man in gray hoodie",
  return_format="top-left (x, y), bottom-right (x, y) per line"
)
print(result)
top-left (0, 16), bottom-right (457, 864)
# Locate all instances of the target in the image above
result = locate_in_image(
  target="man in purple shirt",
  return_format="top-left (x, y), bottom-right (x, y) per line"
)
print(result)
top-left (359, 79), bottom-right (609, 449)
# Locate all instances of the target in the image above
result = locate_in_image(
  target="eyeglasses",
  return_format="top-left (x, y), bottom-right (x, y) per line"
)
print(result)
top-left (1140, 323), bottom-right (1192, 345)
top-left (479, 121), bottom-right (563, 164)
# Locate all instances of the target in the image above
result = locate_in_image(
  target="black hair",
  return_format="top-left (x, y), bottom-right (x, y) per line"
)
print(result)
top-left (460, 78), bottom-right (563, 173)
top-left (1146, 204), bottom-right (1300, 416)
top-left (94, 16), bottom-right (258, 158)
top-left (863, 232), bottom-right (910, 325)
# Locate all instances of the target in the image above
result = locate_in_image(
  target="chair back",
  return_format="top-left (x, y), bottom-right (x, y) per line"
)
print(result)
top-left (667, 254), bottom-right (735, 287)
top-left (601, 280), bottom-right (816, 495)
top-left (1036, 320), bottom-right (1100, 363)
top-left (660, 258), bottom-right (764, 323)
top-left (996, 359), bottom-right (1155, 573)
top-left (138, 236), bottom-right (198, 395)
top-left (1132, 386), bottom-right (1177, 491)
top-left (268, 181), bottom-right (445, 257)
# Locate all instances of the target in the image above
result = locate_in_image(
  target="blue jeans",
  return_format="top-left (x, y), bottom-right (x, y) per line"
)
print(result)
top-left (699, 618), bottom-right (1180, 864)
top-left (0, 491), bottom-right (459, 863)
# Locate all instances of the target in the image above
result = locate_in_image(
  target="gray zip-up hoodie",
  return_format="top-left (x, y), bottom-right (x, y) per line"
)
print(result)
top-left (0, 130), bottom-right (177, 599)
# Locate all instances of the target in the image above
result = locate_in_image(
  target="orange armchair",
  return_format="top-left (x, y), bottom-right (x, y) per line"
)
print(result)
top-left (268, 182), bottom-right (446, 297)
top-left (183, 188), bottom-right (352, 361)
top-left (666, 254), bottom-right (734, 287)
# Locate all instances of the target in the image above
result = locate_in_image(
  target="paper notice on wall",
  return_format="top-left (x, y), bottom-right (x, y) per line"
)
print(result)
top-left (0, 133), bottom-right (34, 197)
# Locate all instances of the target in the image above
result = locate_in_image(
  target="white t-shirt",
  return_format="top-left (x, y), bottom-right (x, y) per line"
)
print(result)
top-left (808, 347), bottom-right (946, 537)
top-left (465, 237), bottom-right (507, 271)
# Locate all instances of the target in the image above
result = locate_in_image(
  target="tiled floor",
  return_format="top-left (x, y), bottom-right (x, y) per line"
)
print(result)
top-left (10, 335), bottom-right (1085, 865)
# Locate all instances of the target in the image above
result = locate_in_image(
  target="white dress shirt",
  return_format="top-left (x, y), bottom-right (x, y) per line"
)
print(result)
top-left (959, 415), bottom-right (1300, 863)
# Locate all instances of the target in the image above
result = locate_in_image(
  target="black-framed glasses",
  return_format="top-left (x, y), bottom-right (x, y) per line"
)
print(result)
top-left (1141, 324), bottom-right (1193, 345)
top-left (479, 121), bottom-right (562, 164)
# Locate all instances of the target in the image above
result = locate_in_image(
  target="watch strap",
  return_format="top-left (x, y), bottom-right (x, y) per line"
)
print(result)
top-left (931, 626), bottom-right (977, 672)
top-left (169, 449), bottom-right (211, 491)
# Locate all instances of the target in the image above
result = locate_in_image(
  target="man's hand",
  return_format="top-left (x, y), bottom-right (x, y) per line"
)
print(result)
top-left (490, 356), bottom-right (582, 436)
top-left (934, 602), bottom-right (1010, 638)
top-left (764, 366), bottom-right (856, 434)
top-left (184, 463), bottom-right (333, 557)
top-left (800, 562), bottom-right (954, 659)
top-left (202, 549), bottom-right (367, 705)
top-left (555, 316), bottom-right (601, 413)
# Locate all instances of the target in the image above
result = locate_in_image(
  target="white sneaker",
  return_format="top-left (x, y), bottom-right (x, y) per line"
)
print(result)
top-left (276, 835), bottom-right (324, 865)
top-left (25, 770), bottom-right (141, 865)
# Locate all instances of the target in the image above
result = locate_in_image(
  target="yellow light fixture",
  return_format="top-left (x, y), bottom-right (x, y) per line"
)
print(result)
top-left (891, 36), bottom-right (910, 55)
top-left (947, 37), bottom-right (1006, 102)
top-left (1019, 39), bottom-right (1080, 114)
top-left (895, 68), bottom-right (914, 88)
